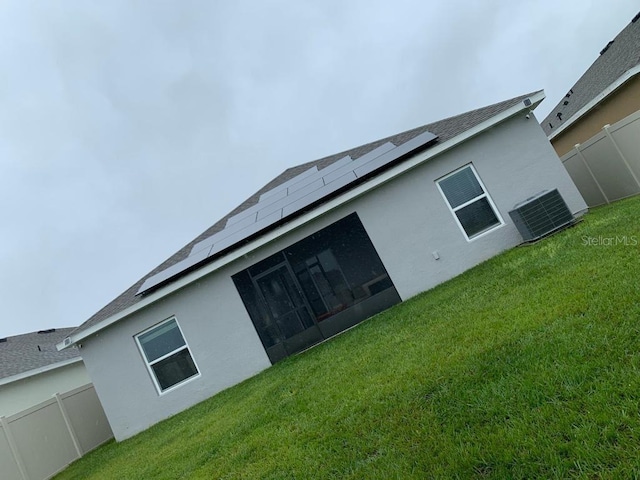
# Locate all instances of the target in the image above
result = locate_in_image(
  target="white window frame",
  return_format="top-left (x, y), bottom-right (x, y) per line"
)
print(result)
top-left (135, 316), bottom-right (200, 395)
top-left (436, 164), bottom-right (504, 241)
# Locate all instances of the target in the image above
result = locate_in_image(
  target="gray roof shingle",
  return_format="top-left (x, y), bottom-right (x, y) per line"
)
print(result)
top-left (542, 11), bottom-right (640, 136)
top-left (70, 91), bottom-right (539, 339)
top-left (0, 328), bottom-right (80, 380)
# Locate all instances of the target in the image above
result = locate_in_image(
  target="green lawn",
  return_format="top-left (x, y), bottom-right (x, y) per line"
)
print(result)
top-left (56, 196), bottom-right (640, 479)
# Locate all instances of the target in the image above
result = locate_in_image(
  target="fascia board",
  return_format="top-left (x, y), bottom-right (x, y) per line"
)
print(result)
top-left (59, 91), bottom-right (544, 351)
top-left (0, 357), bottom-right (83, 387)
top-left (548, 66), bottom-right (640, 140)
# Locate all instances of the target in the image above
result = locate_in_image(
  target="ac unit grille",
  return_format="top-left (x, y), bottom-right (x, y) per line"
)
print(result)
top-left (509, 189), bottom-right (574, 242)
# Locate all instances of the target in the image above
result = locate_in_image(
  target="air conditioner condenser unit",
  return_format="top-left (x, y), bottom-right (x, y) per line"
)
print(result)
top-left (509, 189), bottom-right (575, 242)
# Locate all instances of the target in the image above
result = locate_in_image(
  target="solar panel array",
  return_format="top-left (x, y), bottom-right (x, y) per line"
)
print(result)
top-left (137, 130), bottom-right (438, 295)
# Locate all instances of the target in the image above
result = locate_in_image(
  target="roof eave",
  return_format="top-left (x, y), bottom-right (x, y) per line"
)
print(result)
top-left (0, 357), bottom-right (83, 387)
top-left (548, 65), bottom-right (640, 141)
top-left (59, 90), bottom-right (545, 350)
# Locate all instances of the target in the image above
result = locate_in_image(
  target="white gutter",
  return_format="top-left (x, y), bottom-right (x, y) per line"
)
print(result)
top-left (58, 90), bottom-right (545, 351)
top-left (0, 357), bottom-right (83, 387)
top-left (548, 65), bottom-right (640, 141)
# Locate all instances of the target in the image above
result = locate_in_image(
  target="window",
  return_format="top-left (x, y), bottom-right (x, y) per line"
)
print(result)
top-left (437, 164), bottom-right (503, 240)
top-left (136, 318), bottom-right (199, 393)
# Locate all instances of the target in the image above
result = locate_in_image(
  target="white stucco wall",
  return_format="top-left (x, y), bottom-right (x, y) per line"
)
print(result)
top-left (80, 112), bottom-right (587, 441)
top-left (79, 262), bottom-right (274, 441)
top-left (357, 111), bottom-right (587, 300)
top-left (0, 360), bottom-right (91, 417)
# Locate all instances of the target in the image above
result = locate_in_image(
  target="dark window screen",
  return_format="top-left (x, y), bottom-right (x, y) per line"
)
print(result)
top-left (233, 213), bottom-right (398, 361)
top-left (152, 349), bottom-right (198, 391)
top-left (455, 197), bottom-right (500, 237)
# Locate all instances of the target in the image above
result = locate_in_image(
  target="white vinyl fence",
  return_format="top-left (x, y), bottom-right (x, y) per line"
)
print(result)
top-left (561, 109), bottom-right (640, 207)
top-left (0, 383), bottom-right (113, 480)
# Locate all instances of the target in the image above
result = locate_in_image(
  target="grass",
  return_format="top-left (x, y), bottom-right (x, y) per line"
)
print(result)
top-left (56, 196), bottom-right (640, 479)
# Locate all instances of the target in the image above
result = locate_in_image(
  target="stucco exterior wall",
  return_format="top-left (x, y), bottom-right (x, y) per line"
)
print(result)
top-left (79, 266), bottom-right (273, 441)
top-left (551, 75), bottom-right (640, 156)
top-left (0, 361), bottom-right (91, 417)
top-left (80, 111), bottom-right (587, 441)
top-left (357, 112), bottom-right (586, 300)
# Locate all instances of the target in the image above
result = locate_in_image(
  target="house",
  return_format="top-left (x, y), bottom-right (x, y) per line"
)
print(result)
top-left (0, 328), bottom-right (90, 417)
top-left (542, 11), bottom-right (640, 155)
top-left (542, 11), bottom-right (640, 206)
top-left (59, 90), bottom-right (587, 441)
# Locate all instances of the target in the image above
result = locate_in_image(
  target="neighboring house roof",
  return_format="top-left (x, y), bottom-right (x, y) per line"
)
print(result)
top-left (61, 90), bottom-right (544, 348)
top-left (542, 11), bottom-right (640, 139)
top-left (0, 328), bottom-right (81, 384)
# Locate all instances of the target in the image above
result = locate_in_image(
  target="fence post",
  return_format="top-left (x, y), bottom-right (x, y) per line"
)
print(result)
top-left (602, 124), bottom-right (640, 189)
top-left (54, 393), bottom-right (83, 458)
top-left (573, 142), bottom-right (610, 204)
top-left (0, 415), bottom-right (29, 480)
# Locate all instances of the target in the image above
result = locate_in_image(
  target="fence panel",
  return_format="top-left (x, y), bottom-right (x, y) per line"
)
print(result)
top-left (561, 110), bottom-right (640, 207)
top-left (60, 384), bottom-right (113, 455)
top-left (0, 423), bottom-right (24, 480)
top-left (609, 113), bottom-right (640, 180)
top-left (0, 384), bottom-right (113, 480)
top-left (561, 150), bottom-right (608, 206)
top-left (7, 399), bottom-right (79, 480)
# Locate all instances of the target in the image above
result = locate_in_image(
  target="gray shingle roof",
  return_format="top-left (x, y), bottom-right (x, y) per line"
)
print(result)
top-left (0, 328), bottom-right (80, 380)
top-left (70, 91), bottom-right (540, 339)
top-left (542, 11), bottom-right (640, 136)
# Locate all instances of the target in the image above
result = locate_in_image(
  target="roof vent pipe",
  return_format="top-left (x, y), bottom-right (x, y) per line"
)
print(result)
top-left (600, 40), bottom-right (614, 55)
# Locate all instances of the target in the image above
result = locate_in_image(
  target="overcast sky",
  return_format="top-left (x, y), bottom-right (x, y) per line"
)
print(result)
top-left (0, 1), bottom-right (637, 339)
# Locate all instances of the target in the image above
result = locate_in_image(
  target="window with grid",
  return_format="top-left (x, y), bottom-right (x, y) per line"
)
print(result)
top-left (136, 318), bottom-right (199, 393)
top-left (437, 165), bottom-right (502, 240)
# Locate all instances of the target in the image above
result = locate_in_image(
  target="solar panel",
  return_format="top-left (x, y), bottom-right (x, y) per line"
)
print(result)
top-left (322, 143), bottom-right (395, 184)
top-left (282, 171), bottom-right (356, 217)
top-left (354, 131), bottom-right (437, 178)
top-left (140, 210), bottom-right (286, 294)
top-left (191, 211), bottom-right (258, 257)
top-left (137, 247), bottom-right (211, 294)
top-left (311, 155), bottom-right (353, 178)
top-left (258, 187), bottom-right (288, 203)
top-left (207, 210), bottom-right (283, 258)
top-left (258, 166), bottom-right (318, 202)
top-left (225, 167), bottom-right (318, 228)
top-left (137, 130), bottom-right (438, 295)
top-left (256, 178), bottom-right (325, 221)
